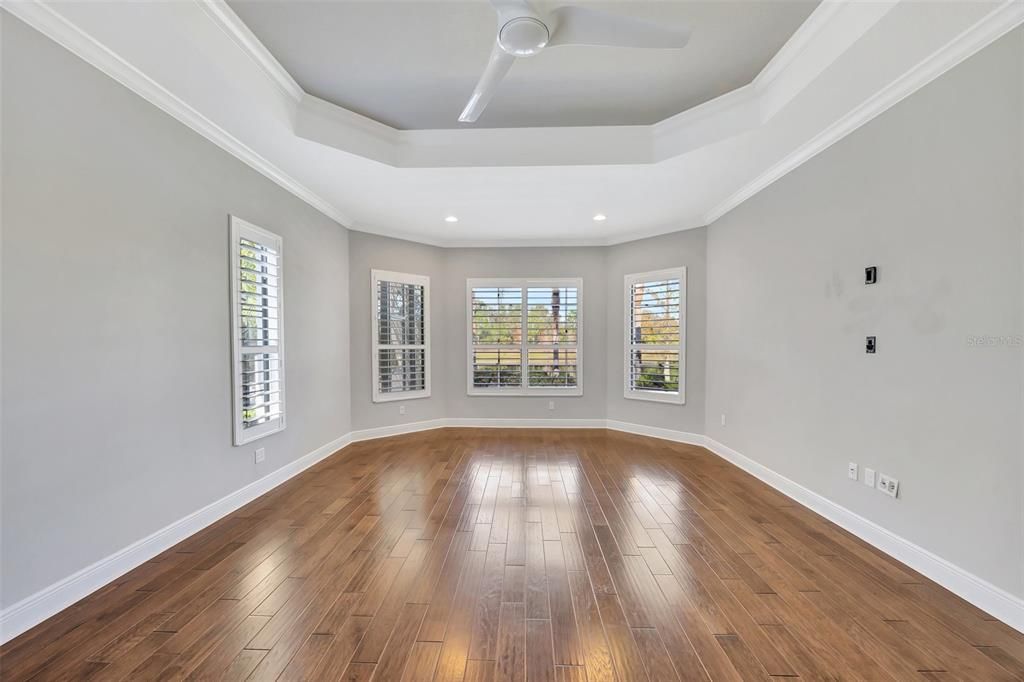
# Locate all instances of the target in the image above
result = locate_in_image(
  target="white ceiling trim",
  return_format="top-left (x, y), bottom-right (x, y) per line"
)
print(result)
top-left (706, 0), bottom-right (1024, 225)
top-left (262, 1), bottom-right (902, 168)
top-left (197, 0), bottom-right (303, 104)
top-left (2, 0), bottom-right (353, 228)
top-left (347, 214), bottom-right (709, 249)
top-left (197, 0), bottom-right (847, 166)
top-left (753, 0), bottom-right (846, 90)
top-left (6, 0), bottom-right (1023, 246)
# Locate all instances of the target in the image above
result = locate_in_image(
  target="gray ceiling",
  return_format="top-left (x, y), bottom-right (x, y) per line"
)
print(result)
top-left (229, 0), bottom-right (819, 130)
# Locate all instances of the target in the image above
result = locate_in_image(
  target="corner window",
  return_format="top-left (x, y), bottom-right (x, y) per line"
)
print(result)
top-left (624, 268), bottom-right (685, 404)
top-left (468, 279), bottom-right (582, 396)
top-left (230, 216), bottom-right (285, 445)
top-left (372, 270), bottom-right (430, 402)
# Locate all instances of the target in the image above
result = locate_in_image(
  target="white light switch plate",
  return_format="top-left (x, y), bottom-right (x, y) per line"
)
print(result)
top-left (864, 468), bottom-right (875, 487)
top-left (847, 462), bottom-right (858, 480)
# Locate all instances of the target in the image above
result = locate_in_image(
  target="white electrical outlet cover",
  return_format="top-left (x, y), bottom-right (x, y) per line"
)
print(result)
top-left (847, 463), bottom-right (858, 480)
top-left (864, 468), bottom-right (875, 487)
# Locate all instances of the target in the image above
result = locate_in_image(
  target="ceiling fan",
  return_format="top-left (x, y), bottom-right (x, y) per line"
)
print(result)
top-left (459, 0), bottom-right (692, 124)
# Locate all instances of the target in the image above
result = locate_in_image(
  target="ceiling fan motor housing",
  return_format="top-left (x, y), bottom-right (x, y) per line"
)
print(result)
top-left (499, 16), bottom-right (550, 56)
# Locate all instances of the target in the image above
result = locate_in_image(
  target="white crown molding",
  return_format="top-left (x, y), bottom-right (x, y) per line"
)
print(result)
top-left (1, 0), bottom-right (353, 229)
top-left (703, 437), bottom-right (1024, 635)
top-left (705, 0), bottom-right (1024, 224)
top-left (753, 0), bottom-right (848, 90)
top-left (5, 0), bottom-right (1022, 244)
top-left (208, 0), bottom-right (887, 169)
top-left (349, 215), bottom-right (709, 249)
top-left (752, 0), bottom-right (897, 119)
top-left (3, 422), bottom-right (1020, 644)
top-left (196, 0), bottom-right (303, 103)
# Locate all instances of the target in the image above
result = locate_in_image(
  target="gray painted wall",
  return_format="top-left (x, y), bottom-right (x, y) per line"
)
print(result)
top-left (1, 16), bottom-right (352, 607)
top-left (346, 234), bottom-right (710, 431)
top-left (348, 232), bottom-right (447, 430)
top-left (704, 27), bottom-right (1024, 598)
top-left (605, 229), bottom-right (707, 435)
top-left (3, 2), bottom-right (1021, 626)
top-left (440, 247), bottom-right (611, 421)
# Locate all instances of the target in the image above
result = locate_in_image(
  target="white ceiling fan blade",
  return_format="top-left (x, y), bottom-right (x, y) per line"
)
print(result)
top-left (489, 0), bottom-right (541, 23)
top-left (547, 6), bottom-right (691, 49)
top-left (459, 43), bottom-right (516, 123)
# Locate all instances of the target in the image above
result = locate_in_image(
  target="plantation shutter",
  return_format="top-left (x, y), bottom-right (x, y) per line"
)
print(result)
top-left (626, 269), bottom-right (685, 403)
top-left (231, 217), bottom-right (285, 445)
top-left (468, 279), bottom-right (583, 395)
top-left (373, 271), bottom-right (430, 402)
top-left (526, 286), bottom-right (578, 388)
top-left (470, 286), bottom-right (523, 389)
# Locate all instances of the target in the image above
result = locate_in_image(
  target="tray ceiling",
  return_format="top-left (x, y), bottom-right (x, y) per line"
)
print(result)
top-left (7, 0), bottom-right (1021, 246)
top-left (227, 0), bottom-right (818, 130)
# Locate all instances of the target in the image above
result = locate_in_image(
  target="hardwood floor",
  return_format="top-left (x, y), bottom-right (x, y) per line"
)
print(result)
top-left (2, 428), bottom-right (1022, 680)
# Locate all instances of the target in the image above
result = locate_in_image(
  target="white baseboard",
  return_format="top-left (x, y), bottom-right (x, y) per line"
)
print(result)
top-left (703, 437), bottom-right (1024, 634)
top-left (446, 418), bottom-right (608, 429)
top-left (348, 418), bottom-right (449, 443)
top-left (605, 420), bottom-right (707, 446)
top-left (0, 432), bottom-right (352, 644)
top-left (4, 422), bottom-right (1019, 644)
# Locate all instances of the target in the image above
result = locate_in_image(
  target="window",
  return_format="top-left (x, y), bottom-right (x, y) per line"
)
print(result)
top-left (230, 216), bottom-right (285, 445)
top-left (624, 268), bottom-right (685, 404)
top-left (372, 270), bottom-right (430, 402)
top-left (468, 279), bottom-right (581, 396)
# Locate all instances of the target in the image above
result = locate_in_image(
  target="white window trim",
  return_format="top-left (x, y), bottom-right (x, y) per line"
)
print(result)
top-left (230, 216), bottom-right (286, 445)
top-left (466, 277), bottom-right (583, 397)
top-left (371, 269), bottom-right (431, 403)
top-left (624, 267), bottom-right (686, 405)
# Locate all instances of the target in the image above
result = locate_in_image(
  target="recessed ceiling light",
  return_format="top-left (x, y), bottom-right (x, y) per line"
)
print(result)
top-left (445, 215), bottom-right (459, 223)
top-left (593, 214), bottom-right (607, 222)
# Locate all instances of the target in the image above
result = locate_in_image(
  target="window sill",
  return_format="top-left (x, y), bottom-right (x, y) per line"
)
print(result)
top-left (623, 390), bottom-right (685, 405)
top-left (373, 390), bottom-right (431, 404)
top-left (234, 418), bottom-right (285, 446)
top-left (468, 388), bottom-right (584, 398)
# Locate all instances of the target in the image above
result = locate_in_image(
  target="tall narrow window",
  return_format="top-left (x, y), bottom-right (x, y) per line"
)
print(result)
top-left (230, 216), bottom-right (285, 445)
top-left (625, 268), bottom-right (685, 404)
top-left (468, 279), bottom-right (582, 396)
top-left (372, 270), bottom-right (430, 402)
top-left (527, 286), bottom-right (578, 388)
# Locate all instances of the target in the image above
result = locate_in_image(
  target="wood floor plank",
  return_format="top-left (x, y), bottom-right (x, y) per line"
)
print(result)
top-left (525, 619), bottom-right (557, 682)
top-left (494, 602), bottom-right (526, 682)
top-left (595, 592), bottom-right (653, 681)
top-left (566, 570), bottom-right (614, 681)
top-left (401, 641), bottom-right (442, 681)
top-left (375, 602), bottom-right (429, 680)
top-left (4, 428), bottom-right (1021, 681)
top-left (468, 542), bottom-right (508, 661)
